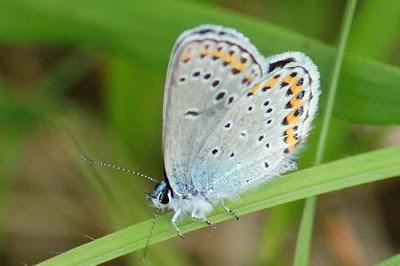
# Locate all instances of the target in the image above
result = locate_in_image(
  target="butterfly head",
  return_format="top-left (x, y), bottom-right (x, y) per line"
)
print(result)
top-left (149, 181), bottom-right (173, 209)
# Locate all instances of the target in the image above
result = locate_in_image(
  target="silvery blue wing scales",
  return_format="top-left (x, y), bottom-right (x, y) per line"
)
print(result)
top-left (149, 24), bottom-right (320, 236)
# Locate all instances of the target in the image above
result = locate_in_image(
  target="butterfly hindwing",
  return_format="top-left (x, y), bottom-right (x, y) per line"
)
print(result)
top-left (190, 52), bottom-right (320, 197)
top-left (162, 25), bottom-right (266, 196)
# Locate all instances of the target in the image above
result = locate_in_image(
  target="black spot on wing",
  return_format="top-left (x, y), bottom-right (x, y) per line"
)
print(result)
top-left (204, 73), bottom-right (212, 79)
top-left (268, 57), bottom-right (295, 73)
top-left (297, 91), bottom-right (305, 99)
top-left (216, 91), bottom-right (226, 101)
top-left (212, 80), bottom-right (220, 87)
top-left (184, 110), bottom-right (200, 117)
top-left (196, 29), bottom-right (214, 35)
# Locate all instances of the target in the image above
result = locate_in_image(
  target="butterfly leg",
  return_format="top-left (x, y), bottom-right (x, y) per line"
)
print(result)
top-left (171, 209), bottom-right (184, 238)
top-left (192, 210), bottom-right (216, 230)
top-left (220, 200), bottom-right (239, 220)
top-left (203, 219), bottom-right (216, 230)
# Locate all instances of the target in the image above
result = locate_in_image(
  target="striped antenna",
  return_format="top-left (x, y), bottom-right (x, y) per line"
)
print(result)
top-left (80, 155), bottom-right (158, 183)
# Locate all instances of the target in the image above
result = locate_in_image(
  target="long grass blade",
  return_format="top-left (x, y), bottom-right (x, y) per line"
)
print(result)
top-left (36, 146), bottom-right (400, 266)
top-left (293, 0), bottom-right (358, 265)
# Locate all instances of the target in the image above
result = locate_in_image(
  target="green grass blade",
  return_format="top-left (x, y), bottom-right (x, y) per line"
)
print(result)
top-left (0, 0), bottom-right (399, 124)
top-left (375, 253), bottom-right (400, 266)
top-left (294, 1), bottom-right (358, 265)
top-left (315, 0), bottom-right (358, 165)
top-left (36, 146), bottom-right (400, 266)
top-left (293, 196), bottom-right (316, 266)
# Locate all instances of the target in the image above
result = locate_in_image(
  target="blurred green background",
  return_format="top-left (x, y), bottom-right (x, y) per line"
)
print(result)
top-left (0, 0), bottom-right (399, 265)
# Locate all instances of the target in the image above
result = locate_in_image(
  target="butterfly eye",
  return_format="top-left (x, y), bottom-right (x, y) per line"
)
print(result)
top-left (159, 190), bottom-right (170, 204)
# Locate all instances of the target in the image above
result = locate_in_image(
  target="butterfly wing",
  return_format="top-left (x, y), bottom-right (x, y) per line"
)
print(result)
top-left (162, 25), bottom-right (266, 196)
top-left (191, 52), bottom-right (320, 198)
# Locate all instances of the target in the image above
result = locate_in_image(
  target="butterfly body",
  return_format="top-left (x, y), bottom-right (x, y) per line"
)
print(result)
top-left (149, 25), bottom-right (320, 236)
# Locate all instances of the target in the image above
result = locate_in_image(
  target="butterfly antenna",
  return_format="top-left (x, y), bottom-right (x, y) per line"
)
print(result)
top-left (142, 212), bottom-right (158, 263)
top-left (80, 155), bottom-right (158, 183)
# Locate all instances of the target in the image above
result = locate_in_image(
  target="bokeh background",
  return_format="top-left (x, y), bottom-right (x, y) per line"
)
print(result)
top-left (1, 0), bottom-right (399, 265)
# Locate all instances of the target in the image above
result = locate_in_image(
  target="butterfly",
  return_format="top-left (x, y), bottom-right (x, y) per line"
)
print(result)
top-left (147, 24), bottom-right (320, 237)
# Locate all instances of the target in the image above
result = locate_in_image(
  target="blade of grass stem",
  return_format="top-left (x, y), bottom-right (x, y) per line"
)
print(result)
top-left (293, 0), bottom-right (358, 265)
top-left (36, 146), bottom-right (400, 266)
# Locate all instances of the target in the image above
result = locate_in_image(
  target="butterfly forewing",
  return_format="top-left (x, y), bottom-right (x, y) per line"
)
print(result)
top-left (162, 25), bottom-right (266, 196)
top-left (190, 52), bottom-right (320, 196)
